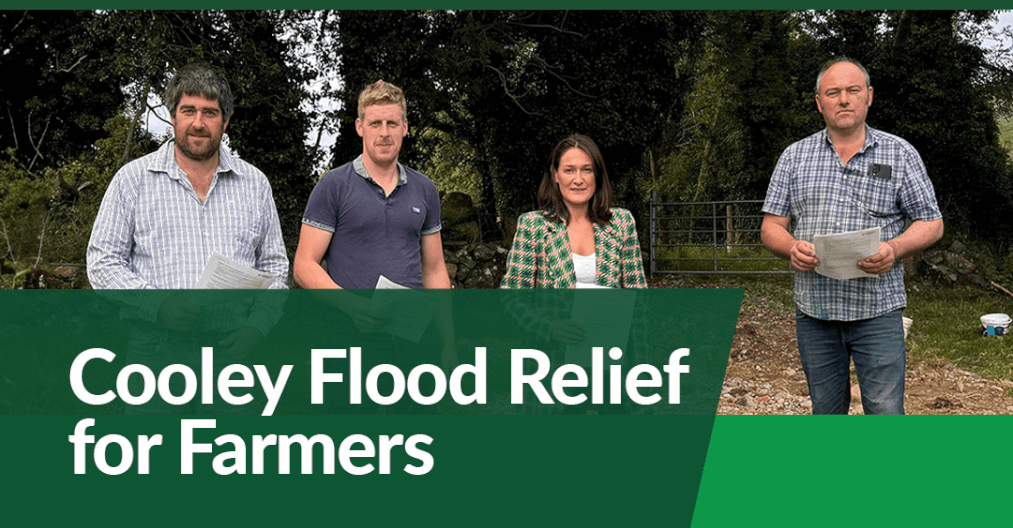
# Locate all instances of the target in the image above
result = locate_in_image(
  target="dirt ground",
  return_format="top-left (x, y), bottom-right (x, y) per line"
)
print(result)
top-left (652, 276), bottom-right (1013, 415)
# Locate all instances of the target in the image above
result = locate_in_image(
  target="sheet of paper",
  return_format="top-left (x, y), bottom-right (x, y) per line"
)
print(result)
top-left (813, 227), bottom-right (881, 280)
top-left (369, 275), bottom-right (441, 344)
top-left (190, 253), bottom-right (276, 306)
top-left (565, 289), bottom-right (638, 368)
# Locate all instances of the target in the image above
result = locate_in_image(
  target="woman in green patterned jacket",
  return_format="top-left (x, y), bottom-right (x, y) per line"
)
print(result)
top-left (501, 134), bottom-right (647, 352)
top-left (501, 134), bottom-right (647, 291)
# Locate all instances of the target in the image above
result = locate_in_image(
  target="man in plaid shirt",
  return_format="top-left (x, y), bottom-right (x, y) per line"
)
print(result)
top-left (761, 58), bottom-right (943, 415)
top-left (87, 65), bottom-right (288, 413)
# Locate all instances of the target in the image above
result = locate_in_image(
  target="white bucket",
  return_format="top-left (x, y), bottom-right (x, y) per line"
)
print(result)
top-left (902, 317), bottom-right (913, 340)
top-left (980, 313), bottom-right (1011, 337)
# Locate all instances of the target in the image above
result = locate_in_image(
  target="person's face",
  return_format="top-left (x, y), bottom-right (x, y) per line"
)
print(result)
top-left (356, 104), bottom-right (407, 168)
top-left (815, 61), bottom-right (873, 135)
top-left (554, 147), bottom-right (597, 211)
top-left (172, 93), bottom-right (228, 162)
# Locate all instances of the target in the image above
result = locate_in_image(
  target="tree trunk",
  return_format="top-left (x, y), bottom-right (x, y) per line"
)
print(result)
top-left (122, 80), bottom-right (151, 165)
top-left (891, 10), bottom-right (914, 60)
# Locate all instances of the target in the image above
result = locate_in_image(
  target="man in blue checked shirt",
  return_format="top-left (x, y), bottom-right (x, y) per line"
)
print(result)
top-left (761, 57), bottom-right (943, 415)
top-left (87, 64), bottom-right (288, 391)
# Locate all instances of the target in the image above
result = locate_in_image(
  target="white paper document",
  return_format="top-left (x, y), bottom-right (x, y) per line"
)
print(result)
top-left (369, 275), bottom-right (441, 343)
top-left (189, 253), bottom-right (276, 306)
top-left (565, 289), bottom-right (638, 368)
top-left (813, 227), bottom-right (881, 280)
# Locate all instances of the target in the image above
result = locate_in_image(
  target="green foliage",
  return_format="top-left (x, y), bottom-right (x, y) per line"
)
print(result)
top-left (417, 122), bottom-right (482, 199)
top-left (658, 12), bottom-right (822, 203)
top-left (999, 114), bottom-right (1013, 162)
top-left (658, 10), bottom-right (1013, 256)
top-left (862, 11), bottom-right (1013, 246)
top-left (0, 115), bottom-right (148, 288)
top-left (5, 9), bottom-right (1013, 283)
top-left (327, 11), bottom-right (706, 240)
top-left (0, 11), bottom-right (132, 168)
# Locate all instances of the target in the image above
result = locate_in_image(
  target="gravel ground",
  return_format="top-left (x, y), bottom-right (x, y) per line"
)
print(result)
top-left (651, 275), bottom-right (1013, 415)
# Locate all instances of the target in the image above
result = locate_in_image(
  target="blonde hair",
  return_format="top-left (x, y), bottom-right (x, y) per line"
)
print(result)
top-left (357, 80), bottom-right (407, 121)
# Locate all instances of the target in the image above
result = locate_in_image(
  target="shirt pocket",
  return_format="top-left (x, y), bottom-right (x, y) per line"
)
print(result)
top-left (850, 174), bottom-right (899, 218)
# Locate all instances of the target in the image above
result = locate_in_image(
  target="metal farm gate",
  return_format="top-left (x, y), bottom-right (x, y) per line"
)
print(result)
top-left (648, 194), bottom-right (791, 275)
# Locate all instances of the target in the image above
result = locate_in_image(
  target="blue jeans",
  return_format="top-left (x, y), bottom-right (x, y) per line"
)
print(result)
top-left (795, 308), bottom-right (906, 415)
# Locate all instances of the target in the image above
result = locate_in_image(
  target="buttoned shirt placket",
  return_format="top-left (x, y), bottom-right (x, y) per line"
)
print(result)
top-left (167, 163), bottom-right (225, 283)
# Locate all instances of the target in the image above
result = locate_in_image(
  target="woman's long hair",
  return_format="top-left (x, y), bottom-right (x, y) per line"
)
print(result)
top-left (536, 134), bottom-right (614, 224)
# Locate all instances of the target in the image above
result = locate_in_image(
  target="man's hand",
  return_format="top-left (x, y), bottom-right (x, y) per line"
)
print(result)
top-left (218, 326), bottom-right (264, 360)
top-left (343, 295), bottom-right (391, 333)
top-left (857, 241), bottom-right (896, 275)
top-left (789, 240), bottom-right (820, 272)
top-left (550, 320), bottom-right (587, 345)
top-left (157, 295), bottom-right (203, 330)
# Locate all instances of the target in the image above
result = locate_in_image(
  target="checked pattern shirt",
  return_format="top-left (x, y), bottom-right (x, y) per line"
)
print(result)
top-left (87, 140), bottom-right (289, 335)
top-left (762, 126), bottom-right (941, 321)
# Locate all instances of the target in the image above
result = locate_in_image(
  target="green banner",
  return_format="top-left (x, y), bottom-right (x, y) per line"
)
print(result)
top-left (694, 417), bottom-right (1013, 527)
top-left (0, 289), bottom-right (741, 525)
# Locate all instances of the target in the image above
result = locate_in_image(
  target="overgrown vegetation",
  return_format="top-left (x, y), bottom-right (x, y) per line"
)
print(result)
top-left (3, 10), bottom-right (1013, 289)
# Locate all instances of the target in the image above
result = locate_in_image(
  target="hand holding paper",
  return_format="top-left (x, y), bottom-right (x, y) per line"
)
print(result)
top-left (812, 227), bottom-right (881, 280)
top-left (189, 253), bottom-right (277, 307)
top-left (856, 241), bottom-right (898, 276)
top-left (369, 275), bottom-right (441, 343)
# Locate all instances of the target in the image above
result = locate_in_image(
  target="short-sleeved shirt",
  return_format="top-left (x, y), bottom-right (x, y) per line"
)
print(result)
top-left (302, 155), bottom-right (442, 289)
top-left (762, 126), bottom-right (941, 321)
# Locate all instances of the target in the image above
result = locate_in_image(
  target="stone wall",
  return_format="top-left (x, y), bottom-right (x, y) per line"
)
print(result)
top-left (908, 240), bottom-right (990, 288)
top-left (440, 191), bottom-right (511, 288)
top-left (444, 242), bottom-right (508, 289)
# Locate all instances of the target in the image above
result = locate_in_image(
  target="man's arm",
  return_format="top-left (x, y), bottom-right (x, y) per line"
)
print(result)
top-left (87, 174), bottom-right (150, 290)
top-left (420, 232), bottom-right (451, 289)
top-left (87, 172), bottom-right (182, 324)
top-left (254, 187), bottom-right (291, 290)
top-left (293, 223), bottom-right (390, 332)
top-left (293, 223), bottom-right (340, 289)
top-left (760, 214), bottom-right (819, 272)
top-left (420, 232), bottom-right (457, 372)
top-left (858, 218), bottom-right (944, 275)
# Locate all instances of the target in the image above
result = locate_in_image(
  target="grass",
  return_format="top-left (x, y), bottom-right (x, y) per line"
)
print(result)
top-left (653, 245), bottom-right (793, 273)
top-left (662, 274), bottom-right (1013, 384)
top-left (904, 282), bottom-right (1013, 382)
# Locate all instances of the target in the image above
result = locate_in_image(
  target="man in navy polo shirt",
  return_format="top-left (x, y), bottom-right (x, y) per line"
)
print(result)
top-left (294, 80), bottom-right (455, 414)
top-left (761, 58), bottom-right (943, 415)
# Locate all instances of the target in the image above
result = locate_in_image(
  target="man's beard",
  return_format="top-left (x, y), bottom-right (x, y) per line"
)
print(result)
top-left (175, 131), bottom-right (221, 162)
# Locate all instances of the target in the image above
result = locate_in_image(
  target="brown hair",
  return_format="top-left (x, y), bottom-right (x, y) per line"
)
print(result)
top-left (164, 63), bottom-right (234, 120)
top-left (357, 80), bottom-right (407, 121)
top-left (537, 134), bottom-right (614, 224)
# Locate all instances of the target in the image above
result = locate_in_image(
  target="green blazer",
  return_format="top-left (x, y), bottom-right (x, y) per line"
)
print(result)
top-left (500, 207), bottom-right (647, 289)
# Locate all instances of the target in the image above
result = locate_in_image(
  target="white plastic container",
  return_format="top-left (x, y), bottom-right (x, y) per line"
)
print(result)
top-left (980, 313), bottom-right (1011, 336)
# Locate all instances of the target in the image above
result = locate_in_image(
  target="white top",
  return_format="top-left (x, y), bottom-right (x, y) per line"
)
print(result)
top-left (572, 252), bottom-right (596, 287)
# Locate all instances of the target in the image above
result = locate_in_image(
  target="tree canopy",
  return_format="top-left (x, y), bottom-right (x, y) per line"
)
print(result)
top-left (2, 9), bottom-right (1013, 287)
